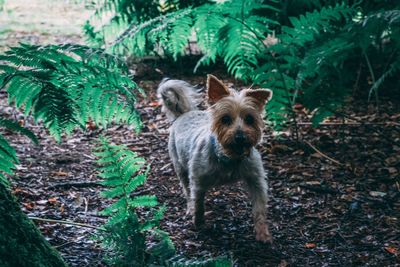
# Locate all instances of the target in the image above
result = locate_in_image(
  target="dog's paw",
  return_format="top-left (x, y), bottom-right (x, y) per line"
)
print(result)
top-left (255, 221), bottom-right (273, 243)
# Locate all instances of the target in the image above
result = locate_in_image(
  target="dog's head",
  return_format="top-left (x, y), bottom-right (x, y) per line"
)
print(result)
top-left (207, 74), bottom-right (272, 159)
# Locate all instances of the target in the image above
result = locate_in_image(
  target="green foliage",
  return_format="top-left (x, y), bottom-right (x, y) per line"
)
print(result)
top-left (0, 118), bottom-right (38, 186)
top-left (0, 44), bottom-right (142, 142)
top-left (84, 0), bottom-right (208, 48)
top-left (94, 137), bottom-right (232, 267)
top-left (110, 0), bottom-right (279, 80)
top-left (254, 2), bottom-right (400, 129)
top-left (254, 3), bottom-right (356, 129)
top-left (94, 137), bottom-right (175, 266)
top-left (90, 0), bottom-right (399, 131)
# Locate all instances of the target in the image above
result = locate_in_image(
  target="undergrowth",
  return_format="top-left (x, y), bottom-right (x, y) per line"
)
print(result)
top-left (86, 0), bottom-right (400, 132)
top-left (0, 43), bottom-right (142, 184)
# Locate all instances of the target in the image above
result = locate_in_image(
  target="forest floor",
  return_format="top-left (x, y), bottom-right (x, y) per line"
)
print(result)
top-left (1, 1), bottom-right (400, 267)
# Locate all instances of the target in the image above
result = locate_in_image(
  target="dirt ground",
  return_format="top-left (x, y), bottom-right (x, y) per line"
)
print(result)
top-left (1, 1), bottom-right (399, 266)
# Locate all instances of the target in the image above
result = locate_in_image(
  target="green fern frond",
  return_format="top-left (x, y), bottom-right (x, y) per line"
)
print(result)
top-left (0, 117), bottom-right (38, 186)
top-left (0, 134), bottom-right (18, 175)
top-left (168, 14), bottom-right (194, 60)
top-left (147, 229), bottom-right (176, 262)
top-left (129, 195), bottom-right (158, 208)
top-left (111, 0), bottom-right (279, 80)
top-left (253, 3), bottom-right (357, 129)
top-left (253, 60), bottom-right (295, 130)
top-left (100, 197), bottom-right (127, 216)
top-left (193, 4), bottom-right (225, 69)
top-left (369, 56), bottom-right (400, 100)
top-left (0, 44), bottom-right (142, 142)
top-left (0, 118), bottom-right (38, 144)
top-left (281, 3), bottom-right (354, 46)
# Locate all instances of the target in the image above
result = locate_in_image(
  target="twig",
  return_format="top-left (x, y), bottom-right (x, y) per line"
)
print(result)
top-left (48, 181), bottom-right (102, 189)
top-left (29, 216), bottom-right (106, 231)
top-left (299, 183), bottom-right (339, 194)
top-left (304, 140), bottom-right (343, 166)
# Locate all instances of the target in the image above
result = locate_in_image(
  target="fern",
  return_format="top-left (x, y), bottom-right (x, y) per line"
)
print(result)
top-left (253, 3), bottom-right (357, 129)
top-left (94, 137), bottom-right (175, 266)
top-left (111, 0), bottom-right (280, 80)
top-left (0, 117), bottom-right (38, 186)
top-left (85, 0), bottom-right (208, 48)
top-left (0, 44), bottom-right (142, 142)
top-left (354, 9), bottom-right (400, 101)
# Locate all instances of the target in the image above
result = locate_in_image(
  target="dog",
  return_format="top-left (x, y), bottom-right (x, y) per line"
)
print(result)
top-left (157, 75), bottom-right (273, 243)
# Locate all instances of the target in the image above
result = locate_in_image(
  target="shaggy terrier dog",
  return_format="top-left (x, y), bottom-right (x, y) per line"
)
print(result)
top-left (157, 75), bottom-right (273, 242)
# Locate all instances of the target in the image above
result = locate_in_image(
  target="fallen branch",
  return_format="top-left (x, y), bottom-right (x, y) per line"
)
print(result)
top-left (304, 140), bottom-right (343, 166)
top-left (48, 181), bottom-right (102, 190)
top-left (299, 183), bottom-right (339, 194)
top-left (29, 216), bottom-right (106, 231)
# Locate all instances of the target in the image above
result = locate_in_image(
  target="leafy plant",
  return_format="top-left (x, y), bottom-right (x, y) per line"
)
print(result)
top-left (254, 2), bottom-right (400, 130)
top-left (94, 137), bottom-right (232, 266)
top-left (0, 43), bottom-right (143, 186)
top-left (254, 3), bottom-right (356, 129)
top-left (0, 44), bottom-right (142, 142)
top-left (0, 118), bottom-right (38, 186)
top-left (92, 0), bottom-right (400, 132)
top-left (94, 137), bottom-right (175, 266)
top-left (109, 0), bottom-right (279, 80)
top-left (84, 0), bottom-right (208, 48)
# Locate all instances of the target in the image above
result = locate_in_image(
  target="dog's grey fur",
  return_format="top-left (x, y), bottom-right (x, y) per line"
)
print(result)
top-left (157, 76), bottom-right (272, 242)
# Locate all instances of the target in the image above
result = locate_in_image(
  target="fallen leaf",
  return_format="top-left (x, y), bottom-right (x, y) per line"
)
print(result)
top-left (23, 202), bottom-right (35, 210)
top-left (52, 171), bottom-right (68, 176)
top-left (384, 246), bottom-right (398, 255)
top-left (86, 121), bottom-right (97, 130)
top-left (305, 243), bottom-right (316, 249)
top-left (48, 197), bottom-right (58, 203)
top-left (149, 101), bottom-right (161, 107)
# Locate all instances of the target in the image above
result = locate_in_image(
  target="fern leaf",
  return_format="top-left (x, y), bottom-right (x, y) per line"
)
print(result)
top-left (0, 118), bottom-right (38, 144)
top-left (0, 44), bottom-right (142, 142)
top-left (100, 197), bottom-right (128, 216)
top-left (0, 134), bottom-right (17, 186)
top-left (101, 186), bottom-right (126, 199)
top-left (129, 195), bottom-right (158, 208)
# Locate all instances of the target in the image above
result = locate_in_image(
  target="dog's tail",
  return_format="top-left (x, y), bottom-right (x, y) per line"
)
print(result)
top-left (157, 78), bottom-right (201, 121)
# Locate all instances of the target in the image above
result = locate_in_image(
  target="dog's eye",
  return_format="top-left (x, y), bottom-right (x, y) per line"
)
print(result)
top-left (221, 115), bottom-right (232, 125)
top-left (244, 114), bottom-right (255, 125)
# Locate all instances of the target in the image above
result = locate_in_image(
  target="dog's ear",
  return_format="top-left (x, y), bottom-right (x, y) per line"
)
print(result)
top-left (242, 89), bottom-right (273, 110)
top-left (207, 74), bottom-right (230, 105)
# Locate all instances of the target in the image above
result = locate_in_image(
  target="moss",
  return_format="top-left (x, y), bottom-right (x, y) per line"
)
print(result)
top-left (0, 184), bottom-right (67, 267)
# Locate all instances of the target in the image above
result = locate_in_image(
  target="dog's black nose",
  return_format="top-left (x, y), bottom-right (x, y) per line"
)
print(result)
top-left (234, 130), bottom-right (246, 143)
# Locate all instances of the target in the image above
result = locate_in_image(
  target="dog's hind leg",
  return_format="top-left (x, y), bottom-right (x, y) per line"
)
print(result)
top-left (188, 179), bottom-right (206, 227)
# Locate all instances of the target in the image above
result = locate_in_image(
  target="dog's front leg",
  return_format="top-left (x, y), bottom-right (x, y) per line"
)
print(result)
top-left (188, 180), bottom-right (206, 227)
top-left (245, 174), bottom-right (272, 243)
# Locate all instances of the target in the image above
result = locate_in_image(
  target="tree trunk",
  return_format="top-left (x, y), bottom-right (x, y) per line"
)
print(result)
top-left (0, 183), bottom-right (67, 267)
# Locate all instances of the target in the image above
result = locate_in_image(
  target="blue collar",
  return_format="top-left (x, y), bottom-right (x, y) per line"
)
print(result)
top-left (210, 135), bottom-right (242, 166)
